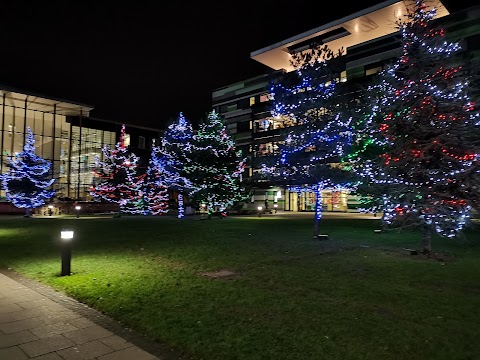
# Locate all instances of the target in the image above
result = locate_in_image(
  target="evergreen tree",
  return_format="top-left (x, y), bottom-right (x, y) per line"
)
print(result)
top-left (190, 110), bottom-right (247, 217)
top-left (143, 148), bottom-right (169, 215)
top-left (0, 127), bottom-right (55, 217)
top-left (159, 112), bottom-right (194, 218)
top-left (90, 124), bottom-right (143, 216)
top-left (353, 0), bottom-right (480, 253)
top-left (261, 44), bottom-right (356, 238)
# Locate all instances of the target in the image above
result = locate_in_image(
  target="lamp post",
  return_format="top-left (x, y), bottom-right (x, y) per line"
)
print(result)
top-left (60, 230), bottom-right (74, 276)
top-left (48, 204), bottom-right (54, 216)
top-left (257, 206), bottom-right (262, 218)
top-left (75, 205), bottom-right (81, 218)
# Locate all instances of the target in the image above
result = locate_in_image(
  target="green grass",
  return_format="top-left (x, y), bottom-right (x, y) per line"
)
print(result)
top-left (0, 214), bottom-right (479, 360)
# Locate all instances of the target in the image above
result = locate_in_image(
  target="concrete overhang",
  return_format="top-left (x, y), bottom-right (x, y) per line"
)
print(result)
top-left (250, 0), bottom-right (449, 72)
top-left (0, 85), bottom-right (94, 116)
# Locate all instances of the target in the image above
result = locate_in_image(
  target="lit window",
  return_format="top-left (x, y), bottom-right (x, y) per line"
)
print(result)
top-left (152, 138), bottom-right (157, 147)
top-left (249, 97), bottom-right (255, 106)
top-left (124, 133), bottom-right (131, 147)
top-left (366, 66), bottom-right (383, 76)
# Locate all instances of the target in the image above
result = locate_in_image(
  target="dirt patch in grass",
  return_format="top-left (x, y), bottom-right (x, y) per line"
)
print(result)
top-left (200, 269), bottom-right (241, 280)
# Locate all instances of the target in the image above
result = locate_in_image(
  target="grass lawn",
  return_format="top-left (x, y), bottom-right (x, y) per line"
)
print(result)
top-left (0, 213), bottom-right (479, 360)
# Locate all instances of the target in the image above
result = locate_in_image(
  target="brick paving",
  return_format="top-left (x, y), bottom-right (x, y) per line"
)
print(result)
top-left (0, 269), bottom-right (189, 360)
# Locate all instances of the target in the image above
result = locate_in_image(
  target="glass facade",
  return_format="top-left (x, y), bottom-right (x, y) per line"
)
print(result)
top-left (285, 189), bottom-right (350, 212)
top-left (0, 90), bottom-right (116, 201)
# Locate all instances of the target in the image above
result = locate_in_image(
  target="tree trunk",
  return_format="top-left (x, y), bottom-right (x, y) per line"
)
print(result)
top-left (313, 183), bottom-right (323, 239)
top-left (177, 193), bottom-right (184, 219)
top-left (24, 208), bottom-right (31, 218)
top-left (421, 224), bottom-right (432, 255)
top-left (207, 197), bottom-right (213, 220)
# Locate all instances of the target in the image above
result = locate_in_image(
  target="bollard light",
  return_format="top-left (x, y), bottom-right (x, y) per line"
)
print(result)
top-left (257, 206), bottom-right (262, 217)
top-left (274, 203), bottom-right (278, 213)
top-left (60, 230), bottom-right (74, 276)
top-left (61, 230), bottom-right (74, 240)
top-left (75, 205), bottom-right (81, 218)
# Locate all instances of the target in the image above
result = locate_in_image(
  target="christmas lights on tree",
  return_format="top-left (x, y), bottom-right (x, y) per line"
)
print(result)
top-left (143, 147), bottom-right (169, 215)
top-left (90, 124), bottom-right (144, 216)
top-left (0, 127), bottom-right (56, 217)
top-left (352, 0), bottom-right (480, 253)
top-left (159, 112), bottom-right (194, 218)
top-left (190, 110), bottom-right (247, 217)
top-left (261, 44), bottom-right (356, 238)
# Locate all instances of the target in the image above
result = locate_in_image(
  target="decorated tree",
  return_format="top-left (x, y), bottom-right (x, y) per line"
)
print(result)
top-left (0, 127), bottom-right (55, 217)
top-left (261, 44), bottom-right (357, 238)
top-left (353, 0), bottom-right (480, 253)
top-left (190, 110), bottom-right (247, 217)
top-left (143, 148), bottom-right (169, 215)
top-left (90, 124), bottom-right (144, 216)
top-left (159, 112), bottom-right (194, 218)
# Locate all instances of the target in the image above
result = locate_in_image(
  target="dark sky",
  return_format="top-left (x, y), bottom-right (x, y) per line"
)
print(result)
top-left (0, 0), bottom-right (476, 130)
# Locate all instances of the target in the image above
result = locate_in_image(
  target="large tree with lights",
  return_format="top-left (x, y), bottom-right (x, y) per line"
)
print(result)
top-left (0, 127), bottom-right (56, 217)
top-left (159, 112), bottom-right (194, 218)
top-left (190, 110), bottom-right (247, 217)
top-left (261, 44), bottom-right (357, 238)
top-left (353, 0), bottom-right (480, 253)
top-left (90, 124), bottom-right (144, 216)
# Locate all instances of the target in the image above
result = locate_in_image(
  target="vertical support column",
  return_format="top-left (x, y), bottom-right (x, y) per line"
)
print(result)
top-left (23, 97), bottom-right (28, 146)
top-left (67, 122), bottom-right (73, 198)
top-left (0, 93), bottom-right (5, 174)
top-left (76, 111), bottom-right (82, 200)
top-left (52, 104), bottom-right (56, 180)
top-left (41, 112), bottom-right (45, 158)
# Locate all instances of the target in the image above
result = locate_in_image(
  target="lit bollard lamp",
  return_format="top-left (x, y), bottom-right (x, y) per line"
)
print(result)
top-left (75, 205), bottom-right (81, 218)
top-left (257, 206), bottom-right (262, 218)
top-left (60, 230), bottom-right (74, 276)
top-left (274, 203), bottom-right (278, 213)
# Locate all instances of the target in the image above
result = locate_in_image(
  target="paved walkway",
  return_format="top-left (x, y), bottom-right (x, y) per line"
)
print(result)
top-left (0, 269), bottom-right (185, 360)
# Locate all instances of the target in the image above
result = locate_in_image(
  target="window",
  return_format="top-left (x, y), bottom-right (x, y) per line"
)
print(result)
top-left (152, 138), bottom-right (157, 147)
top-left (250, 97), bottom-right (255, 106)
top-left (227, 104), bottom-right (238, 112)
top-left (237, 98), bottom-right (250, 109)
top-left (138, 136), bottom-right (145, 149)
top-left (365, 62), bottom-right (384, 76)
top-left (124, 133), bottom-right (131, 147)
top-left (237, 121), bottom-right (250, 132)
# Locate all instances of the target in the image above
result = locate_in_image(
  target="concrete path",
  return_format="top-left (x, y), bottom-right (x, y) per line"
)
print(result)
top-left (0, 269), bottom-right (185, 360)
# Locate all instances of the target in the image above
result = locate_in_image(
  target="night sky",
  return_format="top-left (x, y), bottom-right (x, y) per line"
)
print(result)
top-left (0, 0), bottom-right (476, 130)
